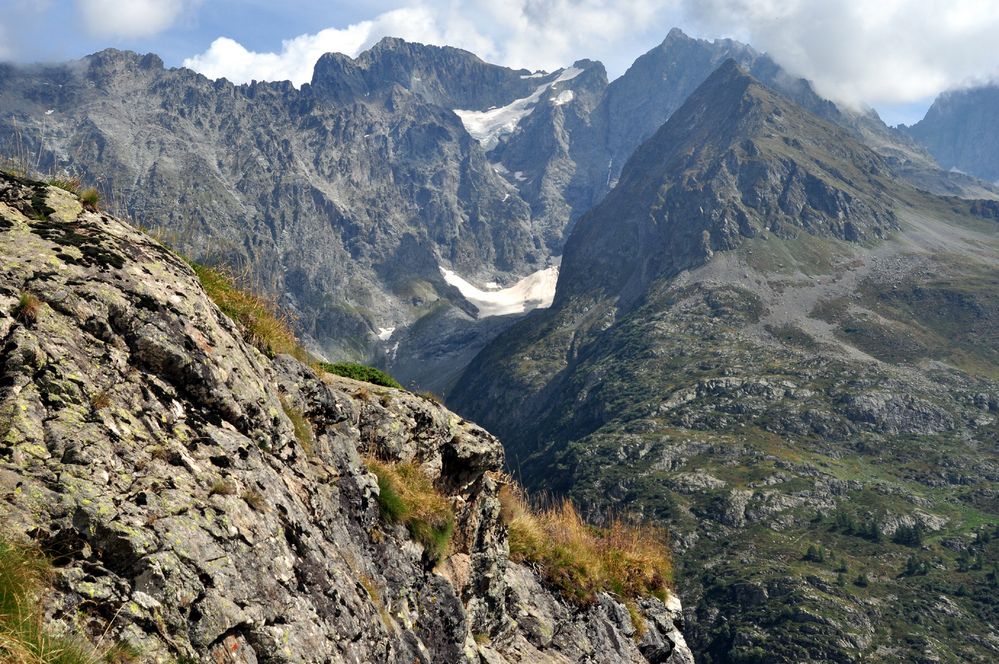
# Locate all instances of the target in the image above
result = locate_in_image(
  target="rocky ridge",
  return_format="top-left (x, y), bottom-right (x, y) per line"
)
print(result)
top-left (904, 84), bottom-right (999, 184)
top-left (0, 171), bottom-right (692, 663)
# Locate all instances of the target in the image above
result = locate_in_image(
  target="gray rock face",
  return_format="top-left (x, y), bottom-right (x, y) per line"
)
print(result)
top-left (905, 85), bottom-right (999, 183)
top-left (0, 172), bottom-right (691, 663)
top-left (0, 45), bottom-right (548, 367)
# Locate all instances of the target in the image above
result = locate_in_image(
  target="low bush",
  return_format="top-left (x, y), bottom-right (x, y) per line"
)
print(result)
top-left (318, 362), bottom-right (402, 389)
top-left (498, 484), bottom-right (672, 604)
top-left (366, 459), bottom-right (454, 564)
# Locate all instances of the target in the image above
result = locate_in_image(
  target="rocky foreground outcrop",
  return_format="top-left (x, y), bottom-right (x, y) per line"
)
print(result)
top-left (0, 171), bottom-right (692, 663)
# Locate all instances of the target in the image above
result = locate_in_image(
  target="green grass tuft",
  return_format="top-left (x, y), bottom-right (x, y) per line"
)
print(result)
top-left (366, 459), bottom-right (455, 564)
top-left (317, 362), bottom-right (402, 389)
top-left (280, 397), bottom-right (315, 456)
top-left (0, 536), bottom-right (122, 663)
top-left (78, 188), bottom-right (100, 211)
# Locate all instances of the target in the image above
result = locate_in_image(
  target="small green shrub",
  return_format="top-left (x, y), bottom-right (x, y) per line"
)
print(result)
top-left (318, 362), bottom-right (402, 389)
top-left (366, 459), bottom-right (454, 564)
top-left (893, 523), bottom-right (924, 547)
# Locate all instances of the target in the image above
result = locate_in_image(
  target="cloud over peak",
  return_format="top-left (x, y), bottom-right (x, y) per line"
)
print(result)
top-left (77, 0), bottom-right (199, 39)
top-left (685, 0), bottom-right (999, 106)
top-left (170, 0), bottom-right (999, 109)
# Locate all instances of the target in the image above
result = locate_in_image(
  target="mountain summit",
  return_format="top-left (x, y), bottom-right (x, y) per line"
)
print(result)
top-left (558, 59), bottom-right (896, 305)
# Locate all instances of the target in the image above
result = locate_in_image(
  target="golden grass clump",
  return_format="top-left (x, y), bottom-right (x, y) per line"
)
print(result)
top-left (0, 537), bottom-right (124, 663)
top-left (13, 293), bottom-right (41, 324)
top-left (498, 483), bottom-right (672, 605)
top-left (190, 262), bottom-right (310, 363)
top-left (366, 459), bottom-right (455, 564)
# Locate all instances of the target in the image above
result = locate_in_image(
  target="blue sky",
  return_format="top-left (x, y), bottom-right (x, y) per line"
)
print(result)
top-left (4, 1), bottom-right (997, 126)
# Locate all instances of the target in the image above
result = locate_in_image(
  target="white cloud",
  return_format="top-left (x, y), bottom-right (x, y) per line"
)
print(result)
top-left (182, 1), bottom-right (682, 86)
top-left (682, 0), bottom-right (999, 107)
top-left (182, 6), bottom-right (490, 85)
top-left (180, 0), bottom-right (999, 109)
top-left (76, 0), bottom-right (196, 39)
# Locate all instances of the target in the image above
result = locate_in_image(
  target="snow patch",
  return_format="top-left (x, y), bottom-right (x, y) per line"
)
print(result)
top-left (376, 327), bottom-right (395, 341)
top-left (520, 71), bottom-right (547, 79)
top-left (454, 66), bottom-right (584, 150)
top-left (553, 90), bottom-right (574, 106)
top-left (44, 109), bottom-right (54, 115)
top-left (440, 265), bottom-right (559, 318)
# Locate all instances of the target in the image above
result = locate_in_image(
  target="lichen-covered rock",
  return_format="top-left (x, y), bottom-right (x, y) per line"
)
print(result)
top-left (0, 171), bottom-right (691, 662)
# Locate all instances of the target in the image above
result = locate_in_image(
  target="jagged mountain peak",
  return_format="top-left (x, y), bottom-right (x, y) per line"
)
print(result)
top-left (558, 59), bottom-right (897, 304)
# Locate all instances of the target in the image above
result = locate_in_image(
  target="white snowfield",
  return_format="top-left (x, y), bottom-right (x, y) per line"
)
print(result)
top-left (553, 90), bottom-right (575, 106)
top-left (376, 327), bottom-right (395, 341)
top-left (440, 264), bottom-right (559, 317)
top-left (454, 67), bottom-right (583, 150)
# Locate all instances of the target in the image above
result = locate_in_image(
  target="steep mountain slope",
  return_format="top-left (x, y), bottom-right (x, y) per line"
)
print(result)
top-left (451, 62), bottom-right (999, 663)
top-left (904, 84), bottom-right (999, 183)
top-left (0, 171), bottom-right (692, 663)
top-left (0, 45), bottom-right (557, 370)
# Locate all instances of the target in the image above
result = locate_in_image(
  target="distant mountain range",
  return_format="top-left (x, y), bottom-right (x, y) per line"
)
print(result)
top-left (2, 30), bottom-right (993, 394)
top-left (903, 83), bottom-right (999, 184)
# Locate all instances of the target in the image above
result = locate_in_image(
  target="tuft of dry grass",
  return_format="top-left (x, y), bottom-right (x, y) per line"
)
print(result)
top-left (366, 459), bottom-right (455, 564)
top-left (89, 388), bottom-right (112, 412)
top-left (280, 396), bottom-right (314, 457)
top-left (498, 483), bottom-right (672, 605)
top-left (78, 188), bottom-right (101, 211)
top-left (190, 262), bottom-right (310, 363)
top-left (13, 293), bottom-right (41, 324)
top-left (0, 536), bottom-right (122, 663)
top-left (241, 489), bottom-right (267, 512)
top-left (208, 479), bottom-right (237, 497)
top-left (47, 176), bottom-right (82, 195)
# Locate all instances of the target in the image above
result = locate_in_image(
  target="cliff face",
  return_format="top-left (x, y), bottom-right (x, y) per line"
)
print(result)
top-left (0, 172), bottom-right (691, 663)
top-left (905, 84), bottom-right (999, 184)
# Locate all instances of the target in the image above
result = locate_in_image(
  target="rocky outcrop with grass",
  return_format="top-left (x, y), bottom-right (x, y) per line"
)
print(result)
top-left (0, 170), bottom-right (691, 663)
